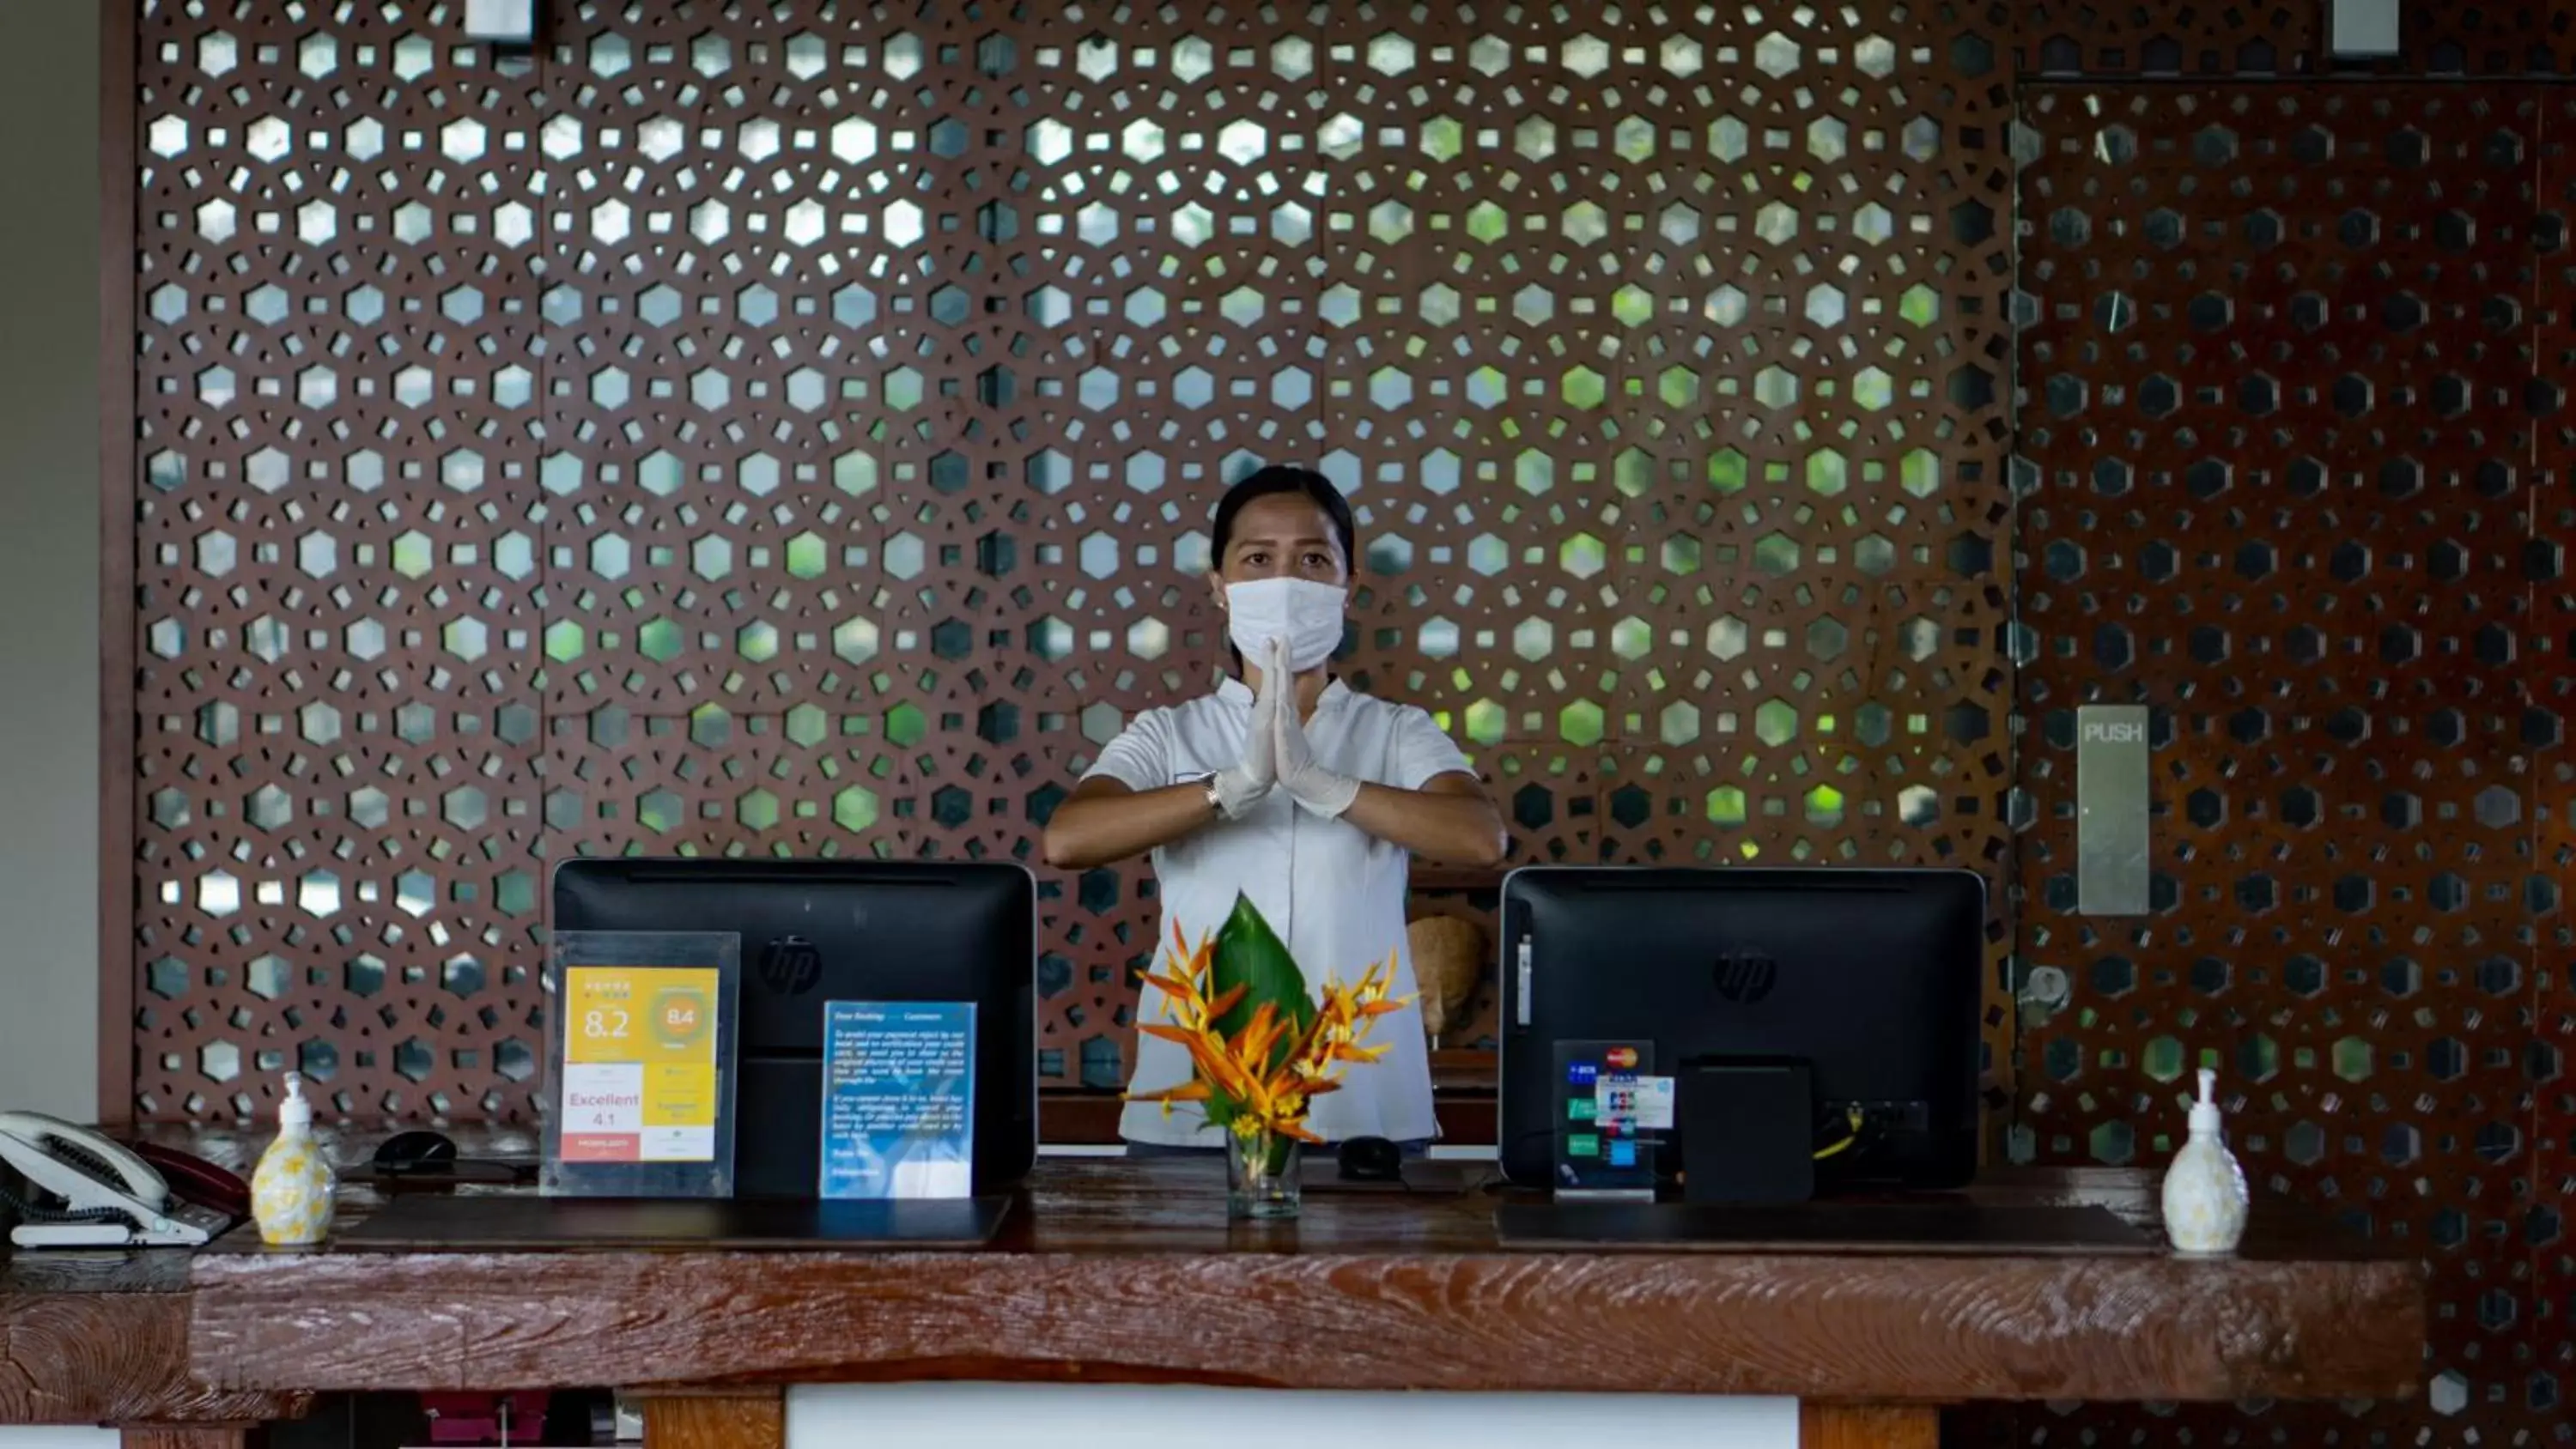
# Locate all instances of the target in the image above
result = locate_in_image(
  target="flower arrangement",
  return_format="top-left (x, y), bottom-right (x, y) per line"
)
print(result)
top-left (1127, 893), bottom-right (1409, 1215)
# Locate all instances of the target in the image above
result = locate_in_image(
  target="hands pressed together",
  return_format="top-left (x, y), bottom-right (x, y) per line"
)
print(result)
top-left (1207, 639), bottom-right (1360, 821)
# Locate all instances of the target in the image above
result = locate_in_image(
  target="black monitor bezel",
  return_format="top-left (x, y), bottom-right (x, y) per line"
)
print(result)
top-left (1494, 864), bottom-right (1987, 1192)
top-left (547, 856), bottom-right (1038, 1198)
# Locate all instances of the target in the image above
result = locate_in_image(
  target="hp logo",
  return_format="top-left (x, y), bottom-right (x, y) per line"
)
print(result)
top-left (1714, 950), bottom-right (1777, 1004)
top-left (759, 936), bottom-right (823, 995)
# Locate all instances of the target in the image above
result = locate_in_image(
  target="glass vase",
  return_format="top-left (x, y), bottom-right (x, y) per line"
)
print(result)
top-left (1225, 1128), bottom-right (1303, 1220)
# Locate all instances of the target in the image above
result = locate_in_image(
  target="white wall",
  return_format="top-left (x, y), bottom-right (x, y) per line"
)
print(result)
top-left (790, 1385), bottom-right (1796, 1449)
top-left (0, 1430), bottom-right (116, 1449)
top-left (0, 0), bottom-right (102, 1121)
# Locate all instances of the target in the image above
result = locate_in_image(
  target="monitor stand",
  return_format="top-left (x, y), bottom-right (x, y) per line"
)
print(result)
top-left (1677, 1056), bottom-right (1814, 1204)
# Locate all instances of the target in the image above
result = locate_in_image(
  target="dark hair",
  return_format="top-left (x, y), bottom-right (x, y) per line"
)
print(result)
top-left (1210, 465), bottom-right (1357, 574)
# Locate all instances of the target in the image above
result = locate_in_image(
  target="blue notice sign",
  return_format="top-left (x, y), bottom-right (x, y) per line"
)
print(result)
top-left (819, 1002), bottom-right (976, 1199)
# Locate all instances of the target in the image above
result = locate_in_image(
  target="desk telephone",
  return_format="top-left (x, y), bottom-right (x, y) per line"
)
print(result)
top-left (0, 1111), bottom-right (240, 1248)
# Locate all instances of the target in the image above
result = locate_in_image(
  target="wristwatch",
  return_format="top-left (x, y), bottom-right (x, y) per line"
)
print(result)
top-left (1200, 776), bottom-right (1224, 814)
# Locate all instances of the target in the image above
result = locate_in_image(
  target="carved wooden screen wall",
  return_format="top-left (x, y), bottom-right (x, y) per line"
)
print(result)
top-left (2012, 77), bottom-right (2571, 1449)
top-left (1998, 9), bottom-right (2576, 1446)
top-left (126, 1), bottom-right (2576, 1440)
top-left (125, 0), bottom-right (2015, 1119)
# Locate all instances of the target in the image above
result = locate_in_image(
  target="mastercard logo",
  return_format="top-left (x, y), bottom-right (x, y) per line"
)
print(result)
top-left (1606, 1046), bottom-right (1639, 1070)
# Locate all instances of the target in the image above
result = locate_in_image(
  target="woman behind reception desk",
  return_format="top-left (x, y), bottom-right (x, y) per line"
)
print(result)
top-left (1040, 466), bottom-right (1508, 1154)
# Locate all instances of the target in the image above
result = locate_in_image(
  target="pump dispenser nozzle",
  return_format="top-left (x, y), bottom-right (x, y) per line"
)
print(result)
top-left (279, 1070), bottom-right (313, 1129)
top-left (2188, 1067), bottom-right (2221, 1135)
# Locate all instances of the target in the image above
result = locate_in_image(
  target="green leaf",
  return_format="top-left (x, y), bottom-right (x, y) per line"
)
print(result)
top-left (1203, 893), bottom-right (1314, 1126)
top-left (1211, 892), bottom-right (1315, 1040)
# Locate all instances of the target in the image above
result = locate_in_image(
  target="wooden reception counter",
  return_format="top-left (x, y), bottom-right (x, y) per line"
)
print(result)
top-left (1, 1127), bottom-right (2425, 1449)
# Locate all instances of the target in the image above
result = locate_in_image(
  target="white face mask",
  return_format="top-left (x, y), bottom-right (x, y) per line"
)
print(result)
top-left (1225, 577), bottom-right (1346, 673)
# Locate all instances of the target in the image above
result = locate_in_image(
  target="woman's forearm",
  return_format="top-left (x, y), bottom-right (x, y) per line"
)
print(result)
top-left (1340, 783), bottom-right (1510, 866)
top-left (1041, 781), bottom-right (1217, 870)
top-left (1046, 777), bottom-right (1509, 870)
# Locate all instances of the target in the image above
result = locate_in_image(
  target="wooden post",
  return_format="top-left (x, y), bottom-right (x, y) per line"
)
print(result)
top-left (123, 1429), bottom-right (255, 1449)
top-left (641, 1389), bottom-right (785, 1449)
top-left (1800, 1404), bottom-right (1940, 1449)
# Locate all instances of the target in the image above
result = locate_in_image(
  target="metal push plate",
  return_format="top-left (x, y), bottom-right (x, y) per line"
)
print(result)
top-left (2075, 705), bottom-right (2149, 916)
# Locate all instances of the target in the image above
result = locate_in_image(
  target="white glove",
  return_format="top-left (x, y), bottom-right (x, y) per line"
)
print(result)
top-left (1207, 637), bottom-right (1282, 819)
top-left (1273, 639), bottom-right (1360, 818)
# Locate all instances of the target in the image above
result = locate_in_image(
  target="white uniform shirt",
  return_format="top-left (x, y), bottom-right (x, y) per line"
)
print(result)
top-left (1084, 676), bottom-right (1472, 1147)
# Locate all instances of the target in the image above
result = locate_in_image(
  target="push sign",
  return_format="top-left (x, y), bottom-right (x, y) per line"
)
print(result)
top-left (2075, 704), bottom-right (2150, 916)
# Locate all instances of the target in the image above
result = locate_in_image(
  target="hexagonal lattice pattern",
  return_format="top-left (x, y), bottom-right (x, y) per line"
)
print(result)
top-left (2013, 85), bottom-right (2569, 1446)
top-left (133, 9), bottom-right (550, 1123)
top-left (118, 9), bottom-right (2576, 1446)
top-left (129, 9), bottom-right (2010, 1119)
top-left (2015, 5), bottom-right (2576, 79)
top-left (2014, 4), bottom-right (2316, 77)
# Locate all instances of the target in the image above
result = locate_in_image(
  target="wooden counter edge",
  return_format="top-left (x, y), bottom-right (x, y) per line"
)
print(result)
top-left (0, 1285), bottom-right (307, 1428)
top-left (184, 1246), bottom-right (2425, 1404)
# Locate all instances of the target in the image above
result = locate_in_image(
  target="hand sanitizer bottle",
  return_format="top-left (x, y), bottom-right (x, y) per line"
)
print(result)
top-left (251, 1071), bottom-right (336, 1246)
top-left (2160, 1066), bottom-right (2248, 1257)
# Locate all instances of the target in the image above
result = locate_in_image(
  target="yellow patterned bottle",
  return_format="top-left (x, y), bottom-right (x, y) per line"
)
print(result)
top-left (251, 1071), bottom-right (335, 1246)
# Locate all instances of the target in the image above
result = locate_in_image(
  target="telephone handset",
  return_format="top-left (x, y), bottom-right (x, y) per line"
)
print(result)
top-left (0, 1111), bottom-right (235, 1248)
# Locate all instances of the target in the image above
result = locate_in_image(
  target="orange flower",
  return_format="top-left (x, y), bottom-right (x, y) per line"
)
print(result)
top-left (1125, 929), bottom-right (1413, 1142)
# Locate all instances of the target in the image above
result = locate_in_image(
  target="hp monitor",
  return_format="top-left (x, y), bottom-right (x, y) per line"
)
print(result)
top-left (552, 858), bottom-right (1036, 1198)
top-left (1498, 865), bottom-right (1984, 1191)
